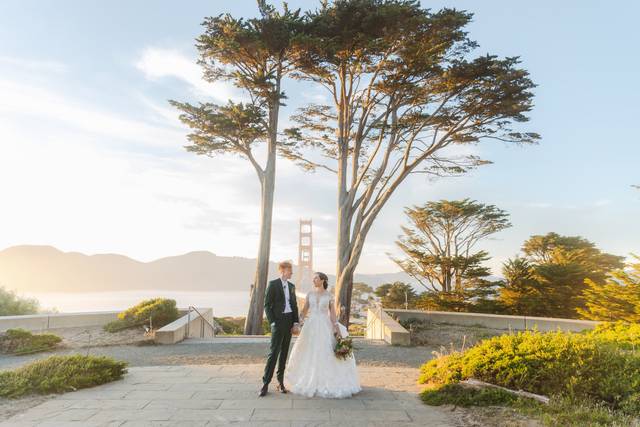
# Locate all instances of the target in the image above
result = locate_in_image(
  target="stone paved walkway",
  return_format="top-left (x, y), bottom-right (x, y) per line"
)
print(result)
top-left (1, 364), bottom-right (459, 427)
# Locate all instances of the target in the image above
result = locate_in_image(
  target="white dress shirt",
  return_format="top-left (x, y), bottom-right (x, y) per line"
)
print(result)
top-left (281, 278), bottom-right (292, 314)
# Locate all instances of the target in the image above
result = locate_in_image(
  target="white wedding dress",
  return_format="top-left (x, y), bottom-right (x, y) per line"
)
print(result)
top-left (285, 290), bottom-right (361, 398)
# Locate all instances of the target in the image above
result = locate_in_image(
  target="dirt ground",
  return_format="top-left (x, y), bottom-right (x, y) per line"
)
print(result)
top-left (406, 320), bottom-right (507, 350)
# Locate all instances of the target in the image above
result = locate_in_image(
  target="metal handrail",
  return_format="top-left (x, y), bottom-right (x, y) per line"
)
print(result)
top-left (185, 306), bottom-right (217, 339)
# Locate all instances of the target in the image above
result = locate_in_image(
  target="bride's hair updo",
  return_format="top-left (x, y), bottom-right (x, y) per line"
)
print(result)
top-left (316, 272), bottom-right (329, 290)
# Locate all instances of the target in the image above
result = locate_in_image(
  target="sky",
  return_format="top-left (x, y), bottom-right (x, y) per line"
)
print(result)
top-left (0, 0), bottom-right (638, 276)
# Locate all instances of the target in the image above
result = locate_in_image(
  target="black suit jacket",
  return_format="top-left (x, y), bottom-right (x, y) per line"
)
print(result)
top-left (264, 278), bottom-right (299, 324)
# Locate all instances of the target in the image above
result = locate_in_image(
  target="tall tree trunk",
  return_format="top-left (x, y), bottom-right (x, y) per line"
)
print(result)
top-left (334, 81), bottom-right (353, 325)
top-left (244, 162), bottom-right (275, 334)
top-left (335, 180), bottom-right (352, 325)
top-left (244, 76), bottom-right (281, 335)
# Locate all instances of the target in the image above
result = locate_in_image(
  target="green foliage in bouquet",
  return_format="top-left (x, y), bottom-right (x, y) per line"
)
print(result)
top-left (104, 298), bottom-right (179, 332)
top-left (334, 336), bottom-right (354, 360)
top-left (0, 354), bottom-right (127, 398)
top-left (0, 328), bottom-right (62, 355)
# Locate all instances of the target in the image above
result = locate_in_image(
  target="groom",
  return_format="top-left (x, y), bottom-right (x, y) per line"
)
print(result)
top-left (259, 260), bottom-right (300, 397)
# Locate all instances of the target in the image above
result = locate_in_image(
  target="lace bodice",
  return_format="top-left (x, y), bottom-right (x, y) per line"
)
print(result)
top-left (306, 291), bottom-right (333, 317)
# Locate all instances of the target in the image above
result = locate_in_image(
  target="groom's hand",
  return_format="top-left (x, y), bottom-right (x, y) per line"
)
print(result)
top-left (291, 323), bottom-right (300, 334)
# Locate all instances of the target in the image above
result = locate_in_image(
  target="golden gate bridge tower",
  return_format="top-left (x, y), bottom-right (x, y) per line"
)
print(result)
top-left (296, 219), bottom-right (314, 293)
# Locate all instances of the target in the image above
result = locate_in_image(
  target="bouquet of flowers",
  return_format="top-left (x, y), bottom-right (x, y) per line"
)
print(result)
top-left (334, 336), bottom-right (354, 360)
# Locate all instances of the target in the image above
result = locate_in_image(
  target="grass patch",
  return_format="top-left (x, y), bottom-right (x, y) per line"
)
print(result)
top-left (104, 298), bottom-right (179, 332)
top-left (0, 328), bottom-right (62, 355)
top-left (422, 384), bottom-right (638, 426)
top-left (421, 383), bottom-right (520, 407)
top-left (0, 354), bottom-right (127, 398)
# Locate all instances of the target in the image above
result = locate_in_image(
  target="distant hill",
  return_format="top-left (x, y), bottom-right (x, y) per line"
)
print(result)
top-left (0, 245), bottom-right (417, 293)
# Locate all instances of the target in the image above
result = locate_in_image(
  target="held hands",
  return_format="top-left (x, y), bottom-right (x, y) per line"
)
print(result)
top-left (291, 323), bottom-right (301, 335)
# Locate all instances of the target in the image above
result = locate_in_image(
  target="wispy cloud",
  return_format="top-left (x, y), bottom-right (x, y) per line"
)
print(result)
top-left (135, 47), bottom-right (239, 103)
top-left (0, 78), bottom-right (184, 148)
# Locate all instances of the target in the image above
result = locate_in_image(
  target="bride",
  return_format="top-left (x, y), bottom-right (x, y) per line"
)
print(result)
top-left (285, 272), bottom-right (361, 398)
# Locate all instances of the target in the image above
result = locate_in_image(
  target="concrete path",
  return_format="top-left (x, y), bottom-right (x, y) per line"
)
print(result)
top-left (1, 364), bottom-right (459, 427)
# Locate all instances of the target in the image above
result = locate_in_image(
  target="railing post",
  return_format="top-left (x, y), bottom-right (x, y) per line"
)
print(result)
top-left (186, 309), bottom-right (191, 339)
top-left (379, 305), bottom-right (383, 341)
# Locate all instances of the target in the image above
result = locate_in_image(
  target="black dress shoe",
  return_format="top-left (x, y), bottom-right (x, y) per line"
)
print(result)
top-left (259, 383), bottom-right (268, 397)
top-left (276, 382), bottom-right (288, 394)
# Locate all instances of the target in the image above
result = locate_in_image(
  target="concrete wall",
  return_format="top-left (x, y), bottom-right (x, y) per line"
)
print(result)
top-left (366, 307), bottom-right (410, 345)
top-left (385, 309), bottom-right (599, 332)
top-left (0, 309), bottom-right (190, 332)
top-left (0, 311), bottom-right (120, 332)
top-left (155, 308), bottom-right (215, 345)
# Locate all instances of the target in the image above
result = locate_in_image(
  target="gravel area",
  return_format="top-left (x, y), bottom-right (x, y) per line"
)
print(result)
top-left (52, 325), bottom-right (153, 348)
top-left (0, 338), bottom-right (438, 372)
top-left (407, 321), bottom-right (506, 349)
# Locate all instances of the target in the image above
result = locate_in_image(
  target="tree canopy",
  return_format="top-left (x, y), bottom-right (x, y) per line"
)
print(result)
top-left (282, 0), bottom-right (539, 323)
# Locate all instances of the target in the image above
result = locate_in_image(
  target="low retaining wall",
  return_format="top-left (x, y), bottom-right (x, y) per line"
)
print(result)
top-left (385, 309), bottom-right (600, 332)
top-left (155, 308), bottom-right (215, 345)
top-left (365, 307), bottom-right (410, 345)
top-left (0, 311), bottom-right (121, 332)
top-left (0, 309), bottom-right (190, 332)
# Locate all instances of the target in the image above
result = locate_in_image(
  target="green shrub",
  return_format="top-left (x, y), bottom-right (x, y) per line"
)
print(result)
top-left (0, 287), bottom-right (39, 316)
top-left (419, 330), bottom-right (640, 413)
top-left (348, 323), bottom-right (365, 336)
top-left (215, 317), bottom-right (244, 335)
top-left (586, 322), bottom-right (640, 350)
top-left (104, 298), bottom-right (179, 332)
top-left (419, 351), bottom-right (465, 385)
top-left (0, 354), bottom-right (127, 398)
top-left (0, 328), bottom-right (62, 355)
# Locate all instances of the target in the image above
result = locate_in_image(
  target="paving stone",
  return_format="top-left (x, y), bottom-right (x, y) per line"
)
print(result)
top-left (292, 399), bottom-right (366, 409)
top-left (169, 408), bottom-right (253, 422)
top-left (100, 382), bottom-right (172, 391)
top-left (146, 376), bottom-right (213, 384)
top-left (38, 422), bottom-right (124, 427)
top-left (58, 390), bottom-right (130, 400)
top-left (252, 409), bottom-right (330, 421)
top-left (168, 382), bottom-right (257, 392)
top-left (85, 410), bottom-right (174, 422)
top-left (121, 422), bottom-right (207, 427)
top-left (46, 408), bottom-right (99, 421)
top-left (210, 423), bottom-right (291, 427)
top-left (124, 390), bottom-right (196, 400)
top-left (330, 409), bottom-right (411, 422)
top-left (67, 399), bottom-right (150, 410)
top-left (2, 364), bottom-right (458, 427)
top-left (0, 422), bottom-right (38, 427)
top-left (143, 399), bottom-right (223, 410)
top-left (219, 398), bottom-right (293, 409)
